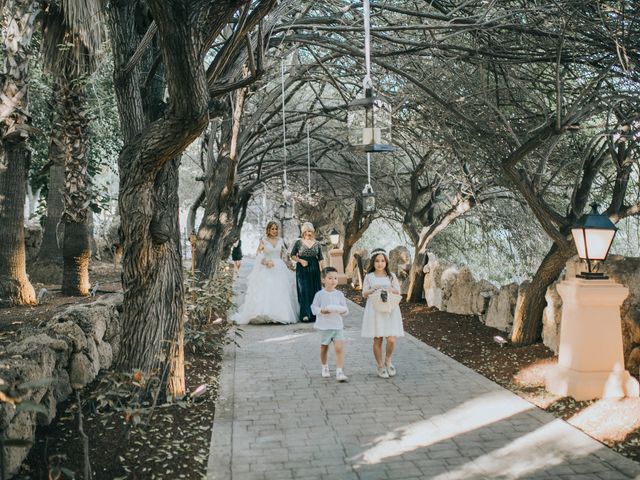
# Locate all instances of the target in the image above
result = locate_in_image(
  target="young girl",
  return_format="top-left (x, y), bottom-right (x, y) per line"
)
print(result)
top-left (361, 248), bottom-right (404, 378)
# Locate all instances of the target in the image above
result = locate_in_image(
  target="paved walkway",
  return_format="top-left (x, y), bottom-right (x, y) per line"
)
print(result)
top-left (207, 260), bottom-right (640, 480)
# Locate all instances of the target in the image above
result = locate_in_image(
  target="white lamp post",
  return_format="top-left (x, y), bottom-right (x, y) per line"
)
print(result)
top-left (329, 228), bottom-right (340, 247)
top-left (545, 204), bottom-right (638, 400)
top-left (327, 227), bottom-right (347, 285)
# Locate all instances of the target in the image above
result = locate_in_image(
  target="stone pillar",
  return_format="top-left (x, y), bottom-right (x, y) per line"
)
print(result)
top-left (328, 248), bottom-right (348, 285)
top-left (545, 277), bottom-right (639, 401)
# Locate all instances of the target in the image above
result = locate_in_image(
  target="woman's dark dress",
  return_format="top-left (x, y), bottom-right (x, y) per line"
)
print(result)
top-left (291, 239), bottom-right (323, 322)
top-left (231, 240), bottom-right (243, 261)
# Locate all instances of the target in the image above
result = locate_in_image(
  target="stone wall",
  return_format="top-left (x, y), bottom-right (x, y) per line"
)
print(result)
top-left (0, 294), bottom-right (122, 477)
top-left (421, 254), bottom-right (640, 375)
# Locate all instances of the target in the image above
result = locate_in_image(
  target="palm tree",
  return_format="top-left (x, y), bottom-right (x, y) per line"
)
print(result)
top-left (0, 0), bottom-right (39, 306)
top-left (40, 0), bottom-right (104, 295)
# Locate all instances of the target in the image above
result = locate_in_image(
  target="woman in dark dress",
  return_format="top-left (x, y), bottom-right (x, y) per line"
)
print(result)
top-left (231, 239), bottom-right (243, 273)
top-left (290, 222), bottom-right (324, 322)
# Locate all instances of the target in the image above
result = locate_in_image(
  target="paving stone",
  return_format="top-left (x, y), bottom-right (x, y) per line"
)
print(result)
top-left (207, 259), bottom-right (640, 479)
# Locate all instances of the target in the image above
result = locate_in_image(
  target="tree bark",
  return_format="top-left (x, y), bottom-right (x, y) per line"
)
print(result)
top-left (0, 0), bottom-right (38, 306)
top-left (61, 80), bottom-right (91, 296)
top-left (510, 243), bottom-right (571, 346)
top-left (195, 88), bottom-right (247, 278)
top-left (406, 249), bottom-right (427, 302)
top-left (108, 1), bottom-right (205, 377)
top-left (341, 201), bottom-right (370, 267)
top-left (0, 142), bottom-right (36, 305)
top-left (30, 102), bottom-right (65, 283)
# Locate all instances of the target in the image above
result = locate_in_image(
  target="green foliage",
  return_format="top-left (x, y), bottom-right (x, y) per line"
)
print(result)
top-left (183, 263), bottom-right (241, 354)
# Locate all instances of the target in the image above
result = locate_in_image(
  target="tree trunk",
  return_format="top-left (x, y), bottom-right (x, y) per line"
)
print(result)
top-left (0, 0), bottom-right (38, 306)
top-left (195, 89), bottom-right (246, 279)
top-left (510, 243), bottom-right (571, 346)
top-left (406, 248), bottom-right (427, 302)
top-left (30, 105), bottom-right (65, 283)
top-left (168, 313), bottom-right (186, 399)
top-left (61, 80), bottom-right (91, 296)
top-left (0, 142), bottom-right (36, 305)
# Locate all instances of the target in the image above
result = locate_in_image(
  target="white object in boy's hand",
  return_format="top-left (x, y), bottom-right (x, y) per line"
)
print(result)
top-left (323, 304), bottom-right (348, 314)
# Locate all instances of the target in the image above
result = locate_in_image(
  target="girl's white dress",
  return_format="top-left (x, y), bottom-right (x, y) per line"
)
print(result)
top-left (232, 237), bottom-right (299, 325)
top-left (361, 272), bottom-right (405, 338)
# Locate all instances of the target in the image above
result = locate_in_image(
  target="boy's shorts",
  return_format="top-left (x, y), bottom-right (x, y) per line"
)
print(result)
top-left (319, 329), bottom-right (345, 345)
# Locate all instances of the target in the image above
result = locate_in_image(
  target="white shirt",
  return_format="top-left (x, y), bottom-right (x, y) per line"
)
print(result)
top-left (311, 289), bottom-right (349, 330)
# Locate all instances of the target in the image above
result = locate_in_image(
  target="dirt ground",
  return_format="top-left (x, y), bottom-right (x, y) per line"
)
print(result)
top-left (4, 272), bottom-right (640, 477)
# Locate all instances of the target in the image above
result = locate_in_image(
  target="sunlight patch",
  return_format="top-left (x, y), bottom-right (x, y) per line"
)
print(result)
top-left (430, 419), bottom-right (601, 480)
top-left (260, 333), bottom-right (310, 343)
top-left (353, 390), bottom-right (532, 465)
top-left (568, 397), bottom-right (640, 443)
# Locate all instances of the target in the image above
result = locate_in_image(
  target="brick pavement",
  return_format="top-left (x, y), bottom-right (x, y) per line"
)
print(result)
top-left (207, 260), bottom-right (640, 480)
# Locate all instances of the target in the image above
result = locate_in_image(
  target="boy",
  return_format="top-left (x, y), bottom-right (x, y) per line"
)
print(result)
top-left (311, 267), bottom-right (349, 382)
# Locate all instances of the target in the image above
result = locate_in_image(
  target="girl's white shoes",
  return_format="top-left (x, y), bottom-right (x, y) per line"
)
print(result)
top-left (377, 364), bottom-right (396, 378)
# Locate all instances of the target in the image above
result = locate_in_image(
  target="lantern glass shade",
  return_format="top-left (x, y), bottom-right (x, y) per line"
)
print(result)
top-left (278, 201), bottom-right (292, 221)
top-left (329, 228), bottom-right (340, 247)
top-left (348, 89), bottom-right (394, 153)
top-left (570, 203), bottom-right (617, 278)
top-left (362, 184), bottom-right (376, 213)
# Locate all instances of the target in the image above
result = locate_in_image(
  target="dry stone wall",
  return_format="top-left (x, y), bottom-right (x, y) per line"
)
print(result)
top-left (420, 254), bottom-right (640, 375)
top-left (0, 294), bottom-right (122, 478)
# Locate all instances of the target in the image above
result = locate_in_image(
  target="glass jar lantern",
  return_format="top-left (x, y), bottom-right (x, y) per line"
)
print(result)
top-left (348, 88), bottom-right (394, 153)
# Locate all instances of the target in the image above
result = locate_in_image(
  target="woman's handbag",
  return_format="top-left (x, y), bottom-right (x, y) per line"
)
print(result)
top-left (370, 290), bottom-right (402, 313)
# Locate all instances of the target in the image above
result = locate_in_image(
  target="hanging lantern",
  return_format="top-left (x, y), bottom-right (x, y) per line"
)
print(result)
top-left (348, 88), bottom-right (394, 153)
top-left (277, 201), bottom-right (293, 221)
top-left (362, 184), bottom-right (376, 213)
top-left (570, 203), bottom-right (617, 279)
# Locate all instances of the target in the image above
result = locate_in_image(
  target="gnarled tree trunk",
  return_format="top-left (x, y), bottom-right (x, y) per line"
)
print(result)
top-left (0, 0), bottom-right (38, 306)
top-left (510, 243), bottom-right (572, 346)
top-left (195, 88), bottom-right (247, 278)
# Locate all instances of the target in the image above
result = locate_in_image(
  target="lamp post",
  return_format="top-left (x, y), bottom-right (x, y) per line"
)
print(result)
top-left (327, 227), bottom-right (347, 285)
top-left (571, 203), bottom-right (617, 279)
top-left (545, 205), bottom-right (638, 400)
top-left (329, 228), bottom-right (340, 247)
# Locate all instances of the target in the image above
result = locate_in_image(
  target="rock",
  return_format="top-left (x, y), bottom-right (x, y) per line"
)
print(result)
top-left (47, 321), bottom-right (87, 353)
top-left (53, 369), bottom-right (72, 402)
top-left (423, 260), bottom-right (454, 310)
top-left (3, 411), bottom-right (36, 477)
top-left (440, 266), bottom-right (459, 310)
top-left (485, 283), bottom-right (519, 332)
top-left (53, 304), bottom-right (109, 343)
top-left (24, 223), bottom-right (43, 263)
top-left (97, 341), bottom-right (113, 369)
top-left (628, 347), bottom-right (640, 377)
top-left (37, 389), bottom-right (57, 426)
top-left (69, 353), bottom-right (95, 389)
top-left (542, 281), bottom-right (563, 353)
top-left (446, 267), bottom-right (477, 315)
top-left (6, 334), bottom-right (70, 370)
top-left (473, 280), bottom-right (498, 318)
top-left (388, 246), bottom-right (412, 294)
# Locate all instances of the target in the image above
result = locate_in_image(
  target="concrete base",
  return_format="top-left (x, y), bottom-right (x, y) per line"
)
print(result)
top-left (546, 364), bottom-right (639, 401)
top-left (545, 277), bottom-right (639, 401)
top-left (328, 248), bottom-right (348, 285)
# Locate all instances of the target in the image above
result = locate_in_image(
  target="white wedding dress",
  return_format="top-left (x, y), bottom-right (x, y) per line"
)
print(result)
top-left (232, 237), bottom-right (299, 325)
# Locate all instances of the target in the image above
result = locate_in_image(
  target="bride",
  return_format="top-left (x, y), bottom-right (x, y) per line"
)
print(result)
top-left (233, 221), bottom-right (299, 324)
